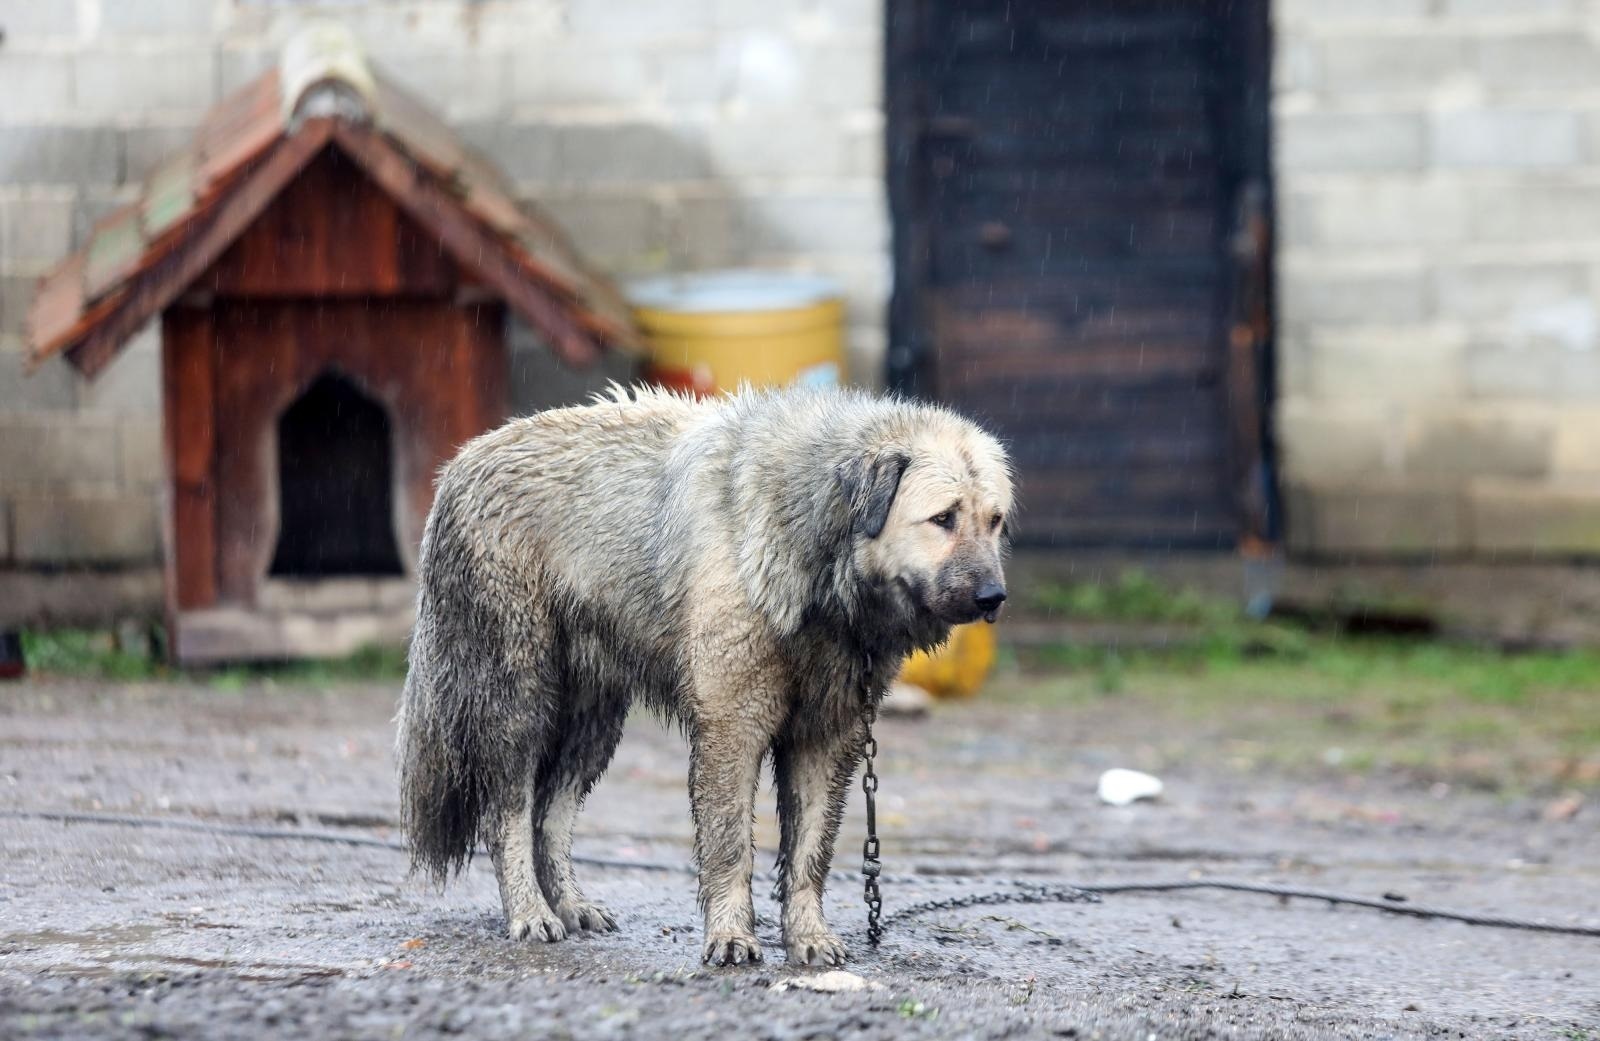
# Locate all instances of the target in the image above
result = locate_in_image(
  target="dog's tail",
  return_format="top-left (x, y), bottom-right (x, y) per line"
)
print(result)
top-left (396, 493), bottom-right (519, 885)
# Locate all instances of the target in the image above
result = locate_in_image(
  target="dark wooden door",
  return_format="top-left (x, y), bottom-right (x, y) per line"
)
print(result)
top-left (888, 0), bottom-right (1272, 548)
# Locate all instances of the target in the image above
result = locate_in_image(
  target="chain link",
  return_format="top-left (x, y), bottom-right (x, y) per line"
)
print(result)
top-left (860, 652), bottom-right (884, 946)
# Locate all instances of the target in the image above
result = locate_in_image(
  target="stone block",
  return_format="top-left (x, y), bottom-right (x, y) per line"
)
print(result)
top-left (1314, 35), bottom-right (1467, 95)
top-left (10, 492), bottom-right (161, 565)
top-left (76, 323), bottom-right (161, 417)
top-left (651, 45), bottom-right (734, 108)
top-left (567, 0), bottom-right (714, 42)
top-left (75, 50), bottom-right (217, 116)
top-left (367, 49), bottom-right (509, 121)
top-left (1307, 329), bottom-right (1464, 402)
top-left (509, 48), bottom-right (652, 108)
top-left (0, 567), bottom-right (164, 627)
top-left (535, 192), bottom-right (667, 273)
top-left (1275, 397), bottom-right (1401, 482)
top-left (0, 0), bottom-right (77, 36)
top-left (0, 191), bottom-right (76, 265)
top-left (0, 53), bottom-right (74, 119)
top-left (1443, 0), bottom-right (1571, 12)
top-left (1435, 262), bottom-right (1585, 324)
top-left (219, 47), bottom-right (275, 94)
top-left (1406, 412), bottom-right (1553, 479)
top-left (1277, 264), bottom-right (1430, 328)
top-left (0, 351), bottom-right (78, 412)
top-left (1275, 111), bottom-right (1425, 173)
top-left (0, 126), bottom-right (121, 186)
top-left (1430, 109), bottom-right (1581, 168)
top-left (457, 121), bottom-right (565, 184)
top-left (1274, 0), bottom-right (1430, 18)
top-left (1552, 410), bottom-right (1600, 476)
top-left (1, 273), bottom-right (41, 335)
top-left (99, 0), bottom-right (216, 34)
top-left (0, 413), bottom-right (120, 488)
top-left (704, 117), bottom-right (851, 179)
top-left (1471, 481), bottom-right (1600, 555)
top-left (742, 192), bottom-right (887, 255)
top-left (559, 123), bottom-right (712, 185)
top-left (1465, 339), bottom-right (1600, 401)
top-left (119, 420), bottom-right (163, 487)
top-left (1281, 182), bottom-right (1468, 250)
top-left (1469, 181), bottom-right (1600, 243)
top-left (667, 194), bottom-right (746, 269)
top-left (1477, 32), bottom-right (1600, 92)
top-left (1289, 481), bottom-right (1467, 557)
top-left (123, 125), bottom-right (200, 183)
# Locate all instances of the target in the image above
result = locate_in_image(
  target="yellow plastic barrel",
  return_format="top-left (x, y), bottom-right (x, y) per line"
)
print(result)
top-left (899, 623), bottom-right (997, 700)
top-left (628, 271), bottom-right (845, 395)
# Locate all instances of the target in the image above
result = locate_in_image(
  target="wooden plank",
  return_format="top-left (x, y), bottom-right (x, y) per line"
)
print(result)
top-left (64, 120), bottom-right (334, 378)
top-left (330, 122), bottom-right (602, 368)
top-left (162, 309), bottom-right (218, 617)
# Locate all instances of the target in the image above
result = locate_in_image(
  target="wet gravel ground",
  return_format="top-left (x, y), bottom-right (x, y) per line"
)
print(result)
top-left (1, 679), bottom-right (1597, 1040)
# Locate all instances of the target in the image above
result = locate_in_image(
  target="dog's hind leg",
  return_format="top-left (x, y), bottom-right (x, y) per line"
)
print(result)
top-left (534, 700), bottom-right (627, 934)
top-left (773, 719), bottom-right (863, 966)
top-left (489, 768), bottom-right (567, 943)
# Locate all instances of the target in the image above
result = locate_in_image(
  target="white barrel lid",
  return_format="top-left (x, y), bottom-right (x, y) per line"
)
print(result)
top-left (626, 269), bottom-right (841, 313)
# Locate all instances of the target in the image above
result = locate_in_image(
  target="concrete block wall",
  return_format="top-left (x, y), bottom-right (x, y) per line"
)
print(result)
top-left (0, 0), bottom-right (887, 568)
top-left (1275, 0), bottom-right (1600, 558)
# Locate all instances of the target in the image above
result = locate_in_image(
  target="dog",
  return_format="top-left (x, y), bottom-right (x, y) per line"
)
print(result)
top-left (397, 384), bottom-right (1013, 965)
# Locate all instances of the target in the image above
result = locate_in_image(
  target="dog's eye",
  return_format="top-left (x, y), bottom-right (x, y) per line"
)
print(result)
top-left (929, 510), bottom-right (956, 530)
top-left (991, 513), bottom-right (1004, 532)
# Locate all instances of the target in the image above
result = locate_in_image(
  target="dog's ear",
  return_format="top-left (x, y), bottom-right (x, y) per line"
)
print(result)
top-left (838, 450), bottom-right (910, 539)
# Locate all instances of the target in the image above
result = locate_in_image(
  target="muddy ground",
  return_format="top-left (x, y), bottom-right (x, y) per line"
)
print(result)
top-left (1, 678), bottom-right (1597, 1040)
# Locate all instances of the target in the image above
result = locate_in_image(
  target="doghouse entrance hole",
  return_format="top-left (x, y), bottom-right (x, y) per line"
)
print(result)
top-left (269, 372), bottom-right (404, 578)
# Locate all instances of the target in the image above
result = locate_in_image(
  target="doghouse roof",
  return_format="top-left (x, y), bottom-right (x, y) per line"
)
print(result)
top-left (25, 24), bottom-right (641, 378)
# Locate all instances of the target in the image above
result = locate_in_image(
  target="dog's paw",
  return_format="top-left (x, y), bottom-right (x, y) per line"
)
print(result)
top-left (785, 931), bottom-right (847, 967)
top-left (557, 901), bottom-right (618, 934)
top-left (507, 909), bottom-right (567, 943)
top-left (702, 931), bottom-right (764, 966)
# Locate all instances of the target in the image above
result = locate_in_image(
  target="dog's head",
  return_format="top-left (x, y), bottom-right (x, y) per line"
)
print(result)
top-left (841, 414), bottom-right (1014, 628)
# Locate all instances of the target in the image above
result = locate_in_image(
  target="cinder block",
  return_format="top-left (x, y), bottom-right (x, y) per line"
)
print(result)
top-left (1469, 181), bottom-right (1600, 243)
top-left (1314, 35), bottom-right (1467, 95)
top-left (457, 121), bottom-right (564, 183)
top-left (1431, 109), bottom-right (1580, 168)
top-left (1436, 262), bottom-right (1585, 324)
top-left (1275, 398), bottom-right (1401, 482)
top-left (1277, 265), bottom-right (1430, 327)
top-left (1552, 411), bottom-right (1600, 476)
top-left (559, 123), bottom-right (712, 185)
top-left (1, 273), bottom-right (41, 336)
top-left (742, 192), bottom-right (887, 255)
top-left (368, 50), bottom-right (508, 121)
top-left (1274, 111), bottom-right (1425, 173)
top-left (509, 48), bottom-right (652, 108)
top-left (76, 324), bottom-right (161, 417)
top-left (1444, 0), bottom-right (1571, 12)
top-left (1289, 481), bottom-right (1467, 557)
top-left (535, 192), bottom-right (667, 272)
top-left (667, 194), bottom-right (746, 269)
top-left (1477, 32), bottom-right (1600, 91)
top-left (1471, 481), bottom-right (1600, 555)
top-left (119, 420), bottom-right (163, 487)
top-left (10, 493), bottom-right (161, 565)
top-left (1274, 0), bottom-right (1430, 18)
top-left (1465, 338), bottom-right (1600, 401)
top-left (123, 125), bottom-right (200, 183)
top-left (219, 47), bottom-right (275, 94)
top-left (0, 351), bottom-right (78, 412)
top-left (0, 414), bottom-right (120, 488)
top-left (507, 327), bottom-right (641, 415)
top-left (99, 0), bottom-right (216, 34)
top-left (1281, 182), bottom-right (1468, 250)
top-left (0, 54), bottom-right (74, 120)
top-left (0, 126), bottom-right (121, 186)
top-left (0, 192), bottom-right (76, 265)
top-left (567, 0), bottom-right (713, 42)
top-left (75, 50), bottom-right (216, 116)
top-left (1407, 412), bottom-right (1553, 479)
top-left (1308, 329), bottom-right (1464, 402)
top-left (704, 117), bottom-right (850, 179)
top-left (0, 0), bottom-right (77, 36)
top-left (651, 45), bottom-right (734, 108)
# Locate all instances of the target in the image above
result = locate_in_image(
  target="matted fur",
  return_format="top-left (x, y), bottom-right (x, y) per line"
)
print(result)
top-left (397, 384), bottom-right (1013, 965)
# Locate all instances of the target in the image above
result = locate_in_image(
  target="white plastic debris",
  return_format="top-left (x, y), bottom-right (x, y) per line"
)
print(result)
top-left (879, 680), bottom-right (933, 718)
top-left (770, 970), bottom-right (882, 993)
top-left (1097, 768), bottom-right (1164, 807)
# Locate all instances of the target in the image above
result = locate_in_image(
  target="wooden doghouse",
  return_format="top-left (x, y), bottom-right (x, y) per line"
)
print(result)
top-left (24, 26), bottom-right (639, 663)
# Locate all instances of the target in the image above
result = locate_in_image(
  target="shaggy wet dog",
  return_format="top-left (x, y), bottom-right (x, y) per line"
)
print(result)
top-left (397, 385), bottom-right (1013, 965)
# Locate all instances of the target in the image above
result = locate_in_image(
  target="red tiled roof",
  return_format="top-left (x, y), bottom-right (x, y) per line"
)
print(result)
top-left (26, 27), bottom-right (640, 377)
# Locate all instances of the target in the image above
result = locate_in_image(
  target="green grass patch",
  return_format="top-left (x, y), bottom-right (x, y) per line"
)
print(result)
top-left (18, 626), bottom-right (407, 686)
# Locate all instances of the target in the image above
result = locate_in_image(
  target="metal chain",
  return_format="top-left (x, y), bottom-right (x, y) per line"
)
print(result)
top-left (860, 653), bottom-right (884, 946)
top-left (878, 883), bottom-right (1099, 933)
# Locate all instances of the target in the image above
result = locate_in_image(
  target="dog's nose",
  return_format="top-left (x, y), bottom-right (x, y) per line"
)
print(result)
top-left (973, 584), bottom-right (1007, 612)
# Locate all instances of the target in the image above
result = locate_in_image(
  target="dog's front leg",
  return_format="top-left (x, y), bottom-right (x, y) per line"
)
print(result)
top-left (689, 710), bottom-right (769, 965)
top-left (774, 719), bottom-right (862, 965)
